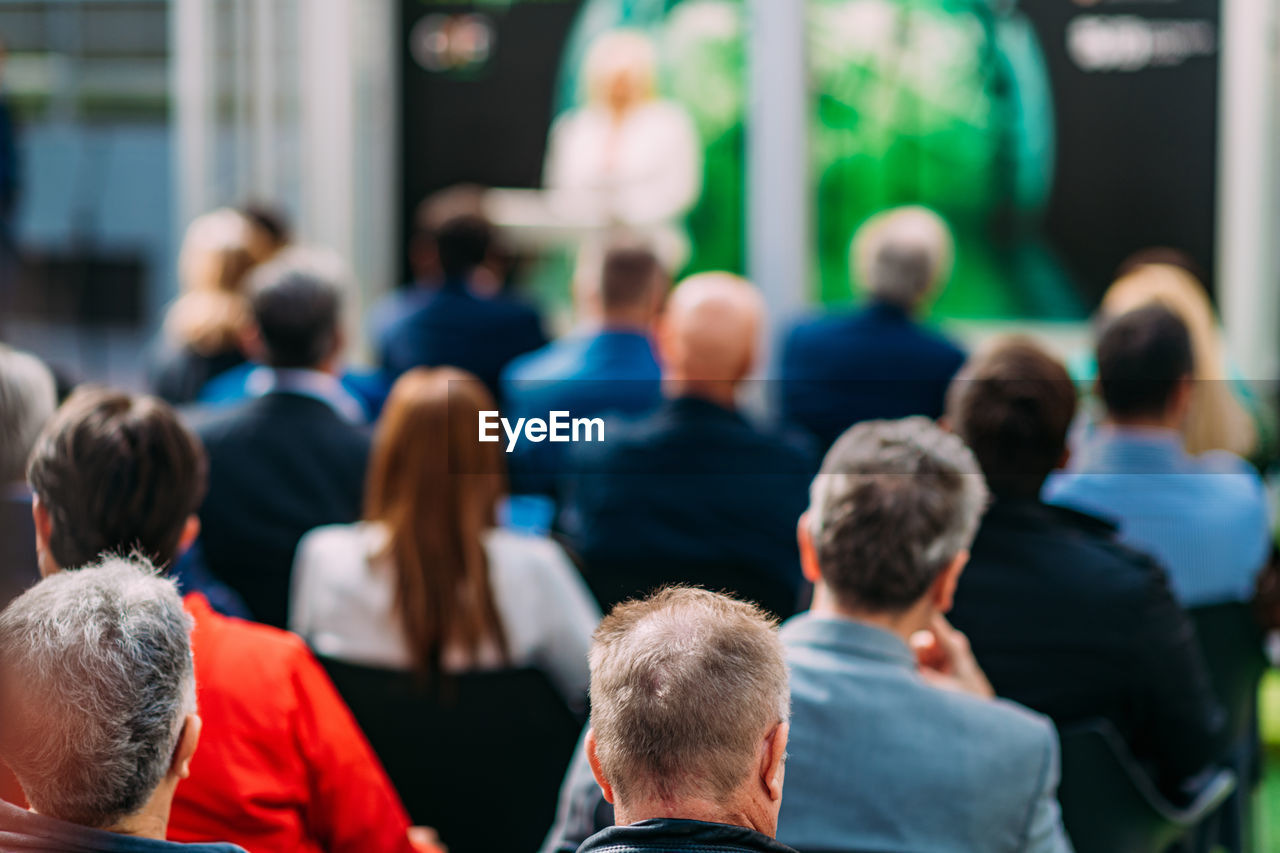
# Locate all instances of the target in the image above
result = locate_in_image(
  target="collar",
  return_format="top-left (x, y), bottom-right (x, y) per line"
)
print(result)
top-left (1073, 425), bottom-right (1187, 472)
top-left (579, 819), bottom-right (796, 853)
top-left (244, 367), bottom-right (367, 424)
top-left (986, 495), bottom-right (1119, 537)
top-left (863, 300), bottom-right (913, 323)
top-left (665, 394), bottom-right (745, 423)
top-left (781, 612), bottom-right (916, 669)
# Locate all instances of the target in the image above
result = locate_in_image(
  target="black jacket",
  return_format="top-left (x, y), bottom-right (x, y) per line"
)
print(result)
top-left (559, 397), bottom-right (817, 619)
top-left (577, 819), bottom-right (796, 853)
top-left (187, 392), bottom-right (370, 628)
top-left (950, 497), bottom-right (1226, 793)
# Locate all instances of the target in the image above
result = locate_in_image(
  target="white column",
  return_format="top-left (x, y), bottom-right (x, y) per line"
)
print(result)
top-left (1217, 0), bottom-right (1280, 381)
top-left (747, 0), bottom-right (810, 344)
top-left (171, 0), bottom-right (216, 232)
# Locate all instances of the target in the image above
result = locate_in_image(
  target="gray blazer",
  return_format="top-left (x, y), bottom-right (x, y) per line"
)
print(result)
top-left (778, 614), bottom-right (1073, 852)
top-left (542, 613), bottom-right (1073, 853)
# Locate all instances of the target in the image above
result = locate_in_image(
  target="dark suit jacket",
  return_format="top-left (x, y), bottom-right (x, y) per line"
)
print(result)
top-left (780, 302), bottom-right (966, 450)
top-left (559, 397), bottom-right (816, 618)
top-left (378, 281), bottom-right (547, 399)
top-left (188, 392), bottom-right (370, 628)
top-left (0, 485), bottom-right (40, 611)
top-left (949, 497), bottom-right (1226, 794)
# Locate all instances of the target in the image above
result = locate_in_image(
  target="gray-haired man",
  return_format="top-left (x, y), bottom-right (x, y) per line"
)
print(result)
top-left (545, 418), bottom-right (1073, 853)
top-left (0, 556), bottom-right (245, 853)
top-left (577, 587), bottom-right (796, 853)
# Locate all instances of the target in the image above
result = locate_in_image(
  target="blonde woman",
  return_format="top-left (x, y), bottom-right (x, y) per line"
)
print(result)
top-left (1101, 262), bottom-right (1260, 459)
top-left (149, 209), bottom-right (257, 404)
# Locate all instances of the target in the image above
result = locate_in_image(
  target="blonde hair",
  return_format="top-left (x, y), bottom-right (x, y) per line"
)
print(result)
top-left (164, 209), bottom-right (256, 355)
top-left (583, 29), bottom-right (658, 107)
top-left (1102, 263), bottom-right (1256, 457)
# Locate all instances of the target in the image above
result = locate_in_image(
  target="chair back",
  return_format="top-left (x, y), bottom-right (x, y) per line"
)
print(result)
top-left (1188, 602), bottom-right (1267, 744)
top-left (319, 657), bottom-right (583, 853)
top-left (1058, 719), bottom-right (1235, 853)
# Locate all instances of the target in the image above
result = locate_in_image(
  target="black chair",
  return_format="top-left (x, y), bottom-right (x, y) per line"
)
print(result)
top-left (319, 657), bottom-right (583, 853)
top-left (1057, 719), bottom-right (1235, 853)
top-left (1187, 603), bottom-right (1269, 852)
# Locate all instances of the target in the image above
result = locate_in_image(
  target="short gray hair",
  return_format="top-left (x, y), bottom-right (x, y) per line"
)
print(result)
top-left (808, 418), bottom-right (988, 611)
top-left (853, 206), bottom-right (954, 310)
top-left (589, 587), bottom-right (789, 806)
top-left (0, 346), bottom-right (56, 483)
top-left (0, 556), bottom-right (196, 828)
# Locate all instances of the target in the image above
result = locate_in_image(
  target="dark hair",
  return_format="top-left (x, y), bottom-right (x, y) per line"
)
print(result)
top-left (946, 338), bottom-right (1077, 499)
top-left (249, 257), bottom-right (342, 369)
top-left (435, 215), bottom-right (493, 282)
top-left (1096, 304), bottom-right (1194, 420)
top-left (239, 202), bottom-right (291, 248)
top-left (601, 245), bottom-right (662, 315)
top-left (26, 388), bottom-right (207, 571)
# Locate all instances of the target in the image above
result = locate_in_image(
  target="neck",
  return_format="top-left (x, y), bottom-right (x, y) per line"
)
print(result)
top-left (1104, 414), bottom-right (1180, 432)
top-left (808, 583), bottom-right (929, 645)
top-left (614, 792), bottom-right (774, 838)
top-left (664, 378), bottom-right (738, 410)
top-left (600, 310), bottom-right (652, 333)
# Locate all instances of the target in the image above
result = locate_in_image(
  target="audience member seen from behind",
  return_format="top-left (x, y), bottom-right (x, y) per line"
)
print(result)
top-left (501, 242), bottom-right (667, 495)
top-left (0, 557), bottom-right (246, 853)
top-left (0, 346), bottom-right (56, 609)
top-left (946, 337), bottom-right (1225, 795)
top-left (189, 251), bottom-right (371, 628)
top-left (26, 388), bottom-right (426, 853)
top-left (1046, 305), bottom-right (1270, 607)
top-left (239, 202), bottom-right (291, 264)
top-left (1098, 260), bottom-right (1260, 459)
top-left (781, 205), bottom-right (966, 450)
top-left (576, 587), bottom-right (794, 853)
top-left (559, 273), bottom-right (815, 619)
top-left (291, 367), bottom-right (600, 708)
top-left (150, 209), bottom-right (258, 405)
top-left (377, 212), bottom-right (547, 399)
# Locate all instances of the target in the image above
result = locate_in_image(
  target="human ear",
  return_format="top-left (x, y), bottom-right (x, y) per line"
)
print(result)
top-left (171, 714), bottom-right (203, 780)
top-left (932, 550), bottom-right (969, 614)
top-left (761, 722), bottom-right (788, 802)
top-left (797, 514), bottom-right (822, 585)
top-left (584, 728), bottom-right (615, 805)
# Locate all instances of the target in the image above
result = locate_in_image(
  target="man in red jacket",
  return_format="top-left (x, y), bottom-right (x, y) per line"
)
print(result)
top-left (23, 387), bottom-right (436, 853)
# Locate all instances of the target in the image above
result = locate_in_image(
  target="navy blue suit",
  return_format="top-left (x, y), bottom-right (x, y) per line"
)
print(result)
top-left (378, 281), bottom-right (547, 399)
top-left (559, 396), bottom-right (816, 618)
top-left (780, 302), bottom-right (966, 450)
top-left (501, 329), bottom-right (662, 496)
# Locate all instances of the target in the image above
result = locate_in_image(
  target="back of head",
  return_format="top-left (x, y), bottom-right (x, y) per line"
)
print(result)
top-left (365, 368), bottom-right (507, 675)
top-left (27, 388), bottom-right (206, 571)
top-left (946, 337), bottom-right (1077, 500)
top-left (1102, 262), bottom-right (1253, 455)
top-left (169, 208), bottom-right (256, 353)
top-left (0, 556), bottom-right (195, 829)
top-left (248, 249), bottom-right (344, 369)
top-left (660, 273), bottom-right (763, 383)
top-left (852, 206), bottom-right (954, 312)
top-left (589, 587), bottom-right (789, 806)
top-left (1096, 304), bottom-right (1194, 422)
top-left (0, 346), bottom-right (57, 483)
top-left (808, 418), bottom-right (988, 612)
top-left (238, 202), bottom-right (292, 262)
top-left (435, 214), bottom-right (494, 282)
top-left (601, 242), bottom-right (664, 322)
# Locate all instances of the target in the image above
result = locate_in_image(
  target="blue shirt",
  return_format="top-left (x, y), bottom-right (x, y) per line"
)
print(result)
top-left (1044, 427), bottom-right (1270, 607)
top-left (500, 329), bottom-right (662, 496)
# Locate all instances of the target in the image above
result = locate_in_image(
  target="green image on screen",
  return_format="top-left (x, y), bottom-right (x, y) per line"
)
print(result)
top-left (555, 0), bottom-right (1084, 320)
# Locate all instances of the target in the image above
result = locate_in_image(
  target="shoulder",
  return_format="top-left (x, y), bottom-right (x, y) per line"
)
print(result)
top-left (297, 523), bottom-right (373, 565)
top-left (191, 602), bottom-right (314, 669)
top-left (485, 528), bottom-right (573, 576)
top-left (939, 689), bottom-right (1058, 770)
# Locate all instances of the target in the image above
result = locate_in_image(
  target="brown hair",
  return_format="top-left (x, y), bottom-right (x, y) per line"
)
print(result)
top-left (26, 388), bottom-right (208, 571)
top-left (364, 368), bottom-right (509, 676)
top-left (946, 337), bottom-right (1078, 500)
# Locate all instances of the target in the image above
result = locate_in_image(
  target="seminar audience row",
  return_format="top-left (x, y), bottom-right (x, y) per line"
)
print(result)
top-left (0, 204), bottom-right (1270, 852)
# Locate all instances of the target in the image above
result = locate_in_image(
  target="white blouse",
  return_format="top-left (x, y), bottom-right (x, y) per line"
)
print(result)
top-left (289, 522), bottom-right (601, 707)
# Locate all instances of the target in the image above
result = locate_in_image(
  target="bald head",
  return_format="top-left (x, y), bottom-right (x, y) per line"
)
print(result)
top-left (658, 274), bottom-right (763, 404)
